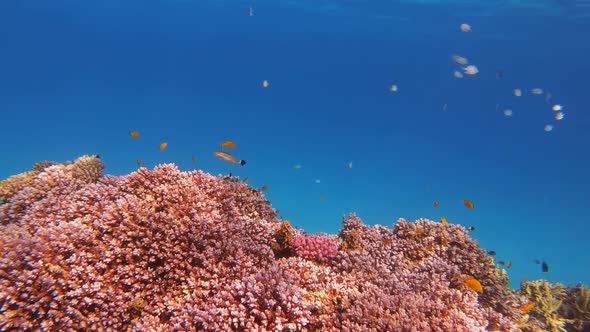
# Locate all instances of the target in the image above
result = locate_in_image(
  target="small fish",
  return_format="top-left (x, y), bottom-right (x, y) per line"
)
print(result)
top-left (496, 69), bottom-right (504, 79)
top-left (467, 226), bottom-right (475, 232)
top-left (452, 55), bottom-right (469, 65)
top-left (389, 84), bottom-right (398, 92)
top-left (532, 259), bottom-right (541, 264)
top-left (531, 88), bottom-right (543, 95)
top-left (192, 156), bottom-right (197, 163)
top-left (433, 200), bottom-right (439, 207)
top-left (506, 261), bottom-right (512, 268)
top-left (213, 151), bottom-right (246, 166)
top-left (221, 141), bottom-right (237, 150)
top-left (514, 89), bottom-right (522, 97)
top-left (463, 65), bottom-right (479, 75)
top-left (158, 142), bottom-right (168, 150)
top-left (136, 159), bottom-right (142, 166)
top-left (487, 251), bottom-right (496, 256)
top-left (415, 227), bottom-right (426, 235)
top-left (248, 4), bottom-right (253, 16)
top-left (262, 80), bottom-right (269, 88)
top-left (555, 112), bottom-right (565, 120)
top-left (498, 260), bottom-right (505, 266)
top-left (518, 302), bottom-right (534, 314)
top-left (552, 104), bottom-right (563, 111)
top-left (261, 185), bottom-right (268, 191)
top-left (504, 109), bottom-right (513, 117)
top-left (544, 124), bottom-right (554, 132)
top-left (319, 194), bottom-right (326, 201)
top-left (463, 199), bottom-right (474, 209)
top-left (242, 177), bottom-right (249, 183)
top-left (440, 216), bottom-right (448, 224)
top-left (542, 261), bottom-right (549, 272)
top-left (293, 164), bottom-right (302, 169)
top-left (453, 70), bottom-right (464, 79)
top-left (129, 130), bottom-right (141, 138)
top-left (348, 161), bottom-right (353, 168)
top-left (460, 23), bottom-right (472, 32)
top-left (314, 179), bottom-right (321, 184)
top-left (463, 276), bottom-right (482, 292)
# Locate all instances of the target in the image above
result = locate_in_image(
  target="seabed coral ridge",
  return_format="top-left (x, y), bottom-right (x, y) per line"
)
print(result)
top-left (0, 155), bottom-right (588, 331)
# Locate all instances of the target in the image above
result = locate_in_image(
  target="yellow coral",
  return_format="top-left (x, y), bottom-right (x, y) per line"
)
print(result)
top-left (0, 155), bottom-right (104, 202)
top-left (271, 220), bottom-right (295, 256)
top-left (340, 229), bottom-right (362, 252)
top-left (520, 279), bottom-right (569, 332)
top-left (0, 170), bottom-right (38, 202)
top-left (65, 155), bottom-right (104, 184)
top-left (560, 284), bottom-right (590, 331)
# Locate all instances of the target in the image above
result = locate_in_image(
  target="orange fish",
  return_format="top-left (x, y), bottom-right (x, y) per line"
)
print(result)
top-left (415, 228), bottom-right (425, 235)
top-left (158, 142), bottom-right (168, 150)
top-left (136, 159), bottom-right (142, 166)
top-left (129, 130), bottom-right (140, 138)
top-left (262, 80), bottom-right (269, 88)
top-left (261, 185), bottom-right (268, 191)
top-left (463, 199), bottom-right (474, 209)
top-left (440, 217), bottom-right (448, 224)
top-left (221, 141), bottom-right (237, 150)
top-left (463, 276), bottom-right (483, 292)
top-left (433, 200), bottom-right (439, 207)
top-left (518, 302), bottom-right (534, 314)
top-left (191, 156), bottom-right (197, 163)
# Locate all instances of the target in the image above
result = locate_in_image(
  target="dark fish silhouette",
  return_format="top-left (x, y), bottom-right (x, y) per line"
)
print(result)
top-left (542, 261), bottom-right (549, 272)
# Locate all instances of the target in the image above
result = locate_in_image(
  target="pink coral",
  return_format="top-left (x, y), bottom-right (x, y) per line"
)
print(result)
top-left (0, 156), bottom-right (527, 331)
top-left (290, 234), bottom-right (338, 263)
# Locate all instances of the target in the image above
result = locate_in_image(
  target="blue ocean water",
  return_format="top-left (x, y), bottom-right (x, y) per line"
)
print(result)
top-left (0, 0), bottom-right (588, 288)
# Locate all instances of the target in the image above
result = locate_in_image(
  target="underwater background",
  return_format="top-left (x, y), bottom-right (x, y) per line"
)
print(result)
top-left (0, 0), bottom-right (588, 289)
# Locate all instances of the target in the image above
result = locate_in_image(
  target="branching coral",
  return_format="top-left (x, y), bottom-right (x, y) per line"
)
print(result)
top-left (271, 220), bottom-right (295, 258)
top-left (0, 155), bottom-right (100, 203)
top-left (519, 279), bottom-right (569, 332)
top-left (0, 155), bottom-right (586, 331)
top-left (559, 283), bottom-right (590, 331)
top-left (290, 234), bottom-right (339, 264)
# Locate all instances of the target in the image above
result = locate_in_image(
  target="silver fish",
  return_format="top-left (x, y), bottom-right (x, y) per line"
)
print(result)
top-left (213, 151), bottom-right (246, 166)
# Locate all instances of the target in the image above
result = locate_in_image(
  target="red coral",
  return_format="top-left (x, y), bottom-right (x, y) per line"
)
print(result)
top-left (290, 234), bottom-right (338, 263)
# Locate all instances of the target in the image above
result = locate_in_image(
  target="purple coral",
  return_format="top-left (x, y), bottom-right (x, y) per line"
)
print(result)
top-left (290, 234), bottom-right (338, 263)
top-left (0, 156), bottom-right (527, 331)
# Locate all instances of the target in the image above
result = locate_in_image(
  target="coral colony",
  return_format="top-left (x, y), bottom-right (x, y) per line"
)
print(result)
top-left (0, 155), bottom-right (588, 331)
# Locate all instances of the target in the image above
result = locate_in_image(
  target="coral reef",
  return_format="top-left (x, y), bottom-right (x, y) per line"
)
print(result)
top-left (0, 154), bottom-right (104, 219)
top-left (518, 280), bottom-right (590, 332)
top-left (0, 155), bottom-right (586, 331)
top-left (560, 283), bottom-right (590, 331)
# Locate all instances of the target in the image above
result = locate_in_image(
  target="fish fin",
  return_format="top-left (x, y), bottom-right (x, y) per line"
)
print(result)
top-left (240, 160), bottom-right (247, 166)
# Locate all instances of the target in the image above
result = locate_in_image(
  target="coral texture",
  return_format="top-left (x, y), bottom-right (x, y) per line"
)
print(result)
top-left (290, 234), bottom-right (339, 264)
top-left (2, 155), bottom-right (583, 331)
top-left (518, 280), bottom-right (590, 332)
